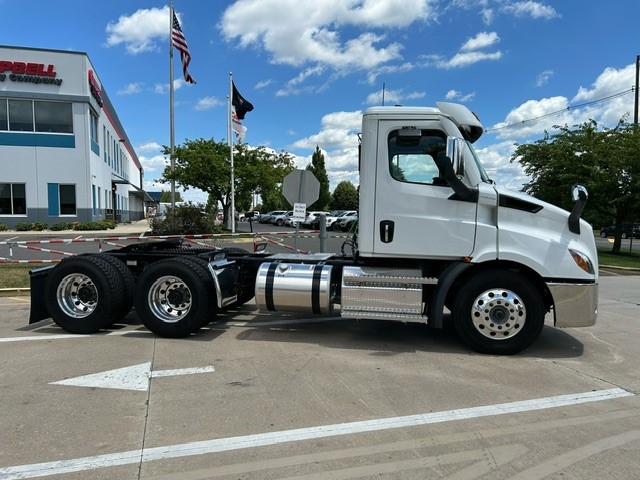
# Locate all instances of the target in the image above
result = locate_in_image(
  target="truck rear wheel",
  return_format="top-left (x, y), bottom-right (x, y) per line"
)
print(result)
top-left (452, 270), bottom-right (544, 355)
top-left (44, 255), bottom-right (125, 334)
top-left (134, 256), bottom-right (217, 337)
top-left (85, 254), bottom-right (135, 324)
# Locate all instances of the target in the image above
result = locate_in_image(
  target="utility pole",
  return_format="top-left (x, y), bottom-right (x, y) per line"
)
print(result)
top-left (634, 55), bottom-right (639, 125)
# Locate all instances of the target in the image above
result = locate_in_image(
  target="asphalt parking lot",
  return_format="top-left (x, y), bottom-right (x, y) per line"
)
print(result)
top-left (0, 275), bottom-right (639, 479)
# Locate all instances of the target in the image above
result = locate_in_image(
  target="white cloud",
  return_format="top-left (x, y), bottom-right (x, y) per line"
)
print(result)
top-left (429, 50), bottom-right (503, 69)
top-left (117, 82), bottom-right (143, 95)
top-left (137, 141), bottom-right (163, 153)
top-left (276, 66), bottom-right (326, 96)
top-left (366, 62), bottom-right (414, 85)
top-left (460, 31), bottom-right (499, 52)
top-left (475, 141), bottom-right (527, 191)
top-left (501, 1), bottom-right (560, 20)
top-left (139, 153), bottom-right (168, 172)
top-left (489, 63), bottom-right (637, 141)
top-left (289, 109), bottom-right (364, 189)
top-left (220, 0), bottom-right (436, 71)
top-left (425, 31), bottom-right (502, 69)
top-left (106, 6), bottom-right (171, 54)
top-left (480, 8), bottom-right (494, 25)
top-left (364, 88), bottom-right (425, 105)
top-left (534, 69), bottom-right (553, 87)
top-left (195, 96), bottom-right (224, 111)
top-left (255, 79), bottom-right (273, 89)
top-left (445, 89), bottom-right (476, 102)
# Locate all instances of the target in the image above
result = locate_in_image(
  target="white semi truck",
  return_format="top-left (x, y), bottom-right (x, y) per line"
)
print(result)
top-left (29, 102), bottom-right (598, 354)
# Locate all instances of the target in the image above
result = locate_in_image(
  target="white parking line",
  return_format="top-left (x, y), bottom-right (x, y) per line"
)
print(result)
top-left (0, 388), bottom-right (633, 479)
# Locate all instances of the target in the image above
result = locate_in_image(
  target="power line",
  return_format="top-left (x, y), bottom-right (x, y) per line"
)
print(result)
top-left (485, 88), bottom-right (634, 133)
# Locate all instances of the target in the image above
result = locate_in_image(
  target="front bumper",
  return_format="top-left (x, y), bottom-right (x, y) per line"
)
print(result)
top-left (547, 282), bottom-right (598, 327)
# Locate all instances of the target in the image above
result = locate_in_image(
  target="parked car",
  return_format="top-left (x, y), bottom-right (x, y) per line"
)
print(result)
top-left (259, 210), bottom-right (286, 224)
top-left (311, 210), bottom-right (346, 230)
top-left (300, 211), bottom-right (326, 229)
top-left (600, 223), bottom-right (640, 239)
top-left (270, 210), bottom-right (293, 226)
top-left (334, 212), bottom-right (358, 232)
top-left (284, 212), bottom-right (301, 227)
top-left (330, 210), bottom-right (357, 231)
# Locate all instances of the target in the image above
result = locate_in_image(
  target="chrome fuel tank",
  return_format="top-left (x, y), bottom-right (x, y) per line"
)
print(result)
top-left (255, 262), bottom-right (334, 315)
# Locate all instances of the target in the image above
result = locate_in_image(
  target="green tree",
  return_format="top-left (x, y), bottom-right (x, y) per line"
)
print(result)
top-left (159, 190), bottom-right (182, 203)
top-left (306, 146), bottom-right (331, 210)
top-left (513, 120), bottom-right (640, 254)
top-left (161, 139), bottom-right (295, 225)
top-left (331, 181), bottom-right (359, 210)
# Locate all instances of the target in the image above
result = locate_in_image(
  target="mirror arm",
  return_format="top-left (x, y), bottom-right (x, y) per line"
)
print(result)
top-left (568, 189), bottom-right (587, 235)
top-left (438, 153), bottom-right (477, 202)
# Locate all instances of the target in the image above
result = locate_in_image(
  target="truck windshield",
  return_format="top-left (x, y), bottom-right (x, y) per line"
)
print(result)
top-left (465, 140), bottom-right (491, 183)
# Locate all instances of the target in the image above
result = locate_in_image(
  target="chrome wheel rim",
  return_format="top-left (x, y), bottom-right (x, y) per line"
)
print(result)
top-left (148, 275), bottom-right (192, 323)
top-left (470, 288), bottom-right (526, 340)
top-left (57, 273), bottom-right (98, 318)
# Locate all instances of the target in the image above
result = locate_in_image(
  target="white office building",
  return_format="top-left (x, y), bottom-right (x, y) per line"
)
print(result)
top-left (0, 45), bottom-right (149, 229)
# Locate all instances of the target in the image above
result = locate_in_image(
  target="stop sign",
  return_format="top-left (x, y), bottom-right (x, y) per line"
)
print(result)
top-left (282, 169), bottom-right (320, 206)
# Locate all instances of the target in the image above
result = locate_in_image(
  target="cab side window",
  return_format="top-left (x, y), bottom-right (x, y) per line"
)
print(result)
top-left (388, 130), bottom-right (447, 185)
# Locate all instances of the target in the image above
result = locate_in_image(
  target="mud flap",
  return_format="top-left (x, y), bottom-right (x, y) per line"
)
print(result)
top-left (28, 265), bottom-right (54, 324)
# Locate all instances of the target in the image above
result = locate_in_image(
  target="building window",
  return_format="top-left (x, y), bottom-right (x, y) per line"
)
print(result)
top-left (8, 99), bottom-right (34, 131)
top-left (0, 183), bottom-right (27, 215)
top-left (34, 101), bottom-right (73, 133)
top-left (0, 99), bottom-right (7, 131)
top-left (59, 184), bottom-right (76, 215)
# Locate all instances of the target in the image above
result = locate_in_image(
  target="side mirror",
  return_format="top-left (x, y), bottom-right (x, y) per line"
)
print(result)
top-left (446, 136), bottom-right (464, 176)
top-left (572, 184), bottom-right (588, 202)
top-left (568, 184), bottom-right (588, 234)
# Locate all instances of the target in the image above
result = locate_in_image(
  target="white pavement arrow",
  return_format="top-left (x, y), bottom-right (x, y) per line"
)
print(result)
top-left (50, 362), bottom-right (215, 391)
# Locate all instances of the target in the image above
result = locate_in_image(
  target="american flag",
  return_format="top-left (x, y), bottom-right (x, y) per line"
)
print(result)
top-left (171, 10), bottom-right (195, 84)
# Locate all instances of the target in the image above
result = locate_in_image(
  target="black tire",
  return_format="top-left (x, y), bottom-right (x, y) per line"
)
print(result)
top-left (621, 232), bottom-right (628, 239)
top-left (600, 231), bottom-right (607, 238)
top-left (44, 255), bottom-right (125, 334)
top-left (134, 256), bottom-right (217, 337)
top-left (276, 218), bottom-right (283, 226)
top-left (451, 270), bottom-right (545, 355)
top-left (86, 254), bottom-right (135, 324)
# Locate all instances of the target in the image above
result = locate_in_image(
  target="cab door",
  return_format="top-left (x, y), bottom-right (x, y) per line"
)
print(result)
top-left (371, 121), bottom-right (477, 259)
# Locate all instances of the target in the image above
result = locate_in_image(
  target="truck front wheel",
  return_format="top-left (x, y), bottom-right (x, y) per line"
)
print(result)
top-left (452, 271), bottom-right (545, 355)
top-left (134, 257), bottom-right (217, 338)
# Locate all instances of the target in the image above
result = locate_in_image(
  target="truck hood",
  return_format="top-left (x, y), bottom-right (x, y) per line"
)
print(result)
top-left (493, 184), bottom-right (598, 281)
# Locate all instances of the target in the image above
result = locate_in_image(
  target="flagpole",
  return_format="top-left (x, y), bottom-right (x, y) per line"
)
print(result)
top-left (169, 0), bottom-right (176, 209)
top-left (229, 72), bottom-right (235, 233)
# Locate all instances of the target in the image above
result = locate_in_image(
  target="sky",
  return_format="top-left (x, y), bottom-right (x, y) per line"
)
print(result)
top-left (2, 0), bottom-right (639, 204)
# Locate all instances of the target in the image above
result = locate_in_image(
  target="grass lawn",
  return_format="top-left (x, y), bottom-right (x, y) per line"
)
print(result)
top-left (0, 263), bottom-right (49, 293)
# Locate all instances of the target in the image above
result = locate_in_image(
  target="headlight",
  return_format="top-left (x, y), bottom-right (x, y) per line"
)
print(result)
top-left (569, 249), bottom-right (595, 274)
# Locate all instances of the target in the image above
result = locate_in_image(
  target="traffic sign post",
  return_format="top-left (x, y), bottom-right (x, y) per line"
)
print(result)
top-left (283, 170), bottom-right (320, 251)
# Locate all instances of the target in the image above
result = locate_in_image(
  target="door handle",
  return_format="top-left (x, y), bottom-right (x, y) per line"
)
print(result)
top-left (380, 220), bottom-right (394, 243)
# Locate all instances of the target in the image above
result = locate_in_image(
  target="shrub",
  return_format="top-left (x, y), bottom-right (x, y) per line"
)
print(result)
top-left (73, 221), bottom-right (108, 231)
top-left (50, 222), bottom-right (72, 231)
top-left (150, 204), bottom-right (218, 235)
top-left (100, 220), bottom-right (117, 230)
top-left (32, 222), bottom-right (48, 231)
top-left (14, 222), bottom-right (33, 231)
top-left (0, 223), bottom-right (7, 231)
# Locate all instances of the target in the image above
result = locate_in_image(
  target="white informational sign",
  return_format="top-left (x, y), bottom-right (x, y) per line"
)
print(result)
top-left (293, 203), bottom-right (307, 221)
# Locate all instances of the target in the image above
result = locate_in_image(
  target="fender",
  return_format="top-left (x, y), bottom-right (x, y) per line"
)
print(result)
top-left (427, 262), bottom-right (472, 329)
